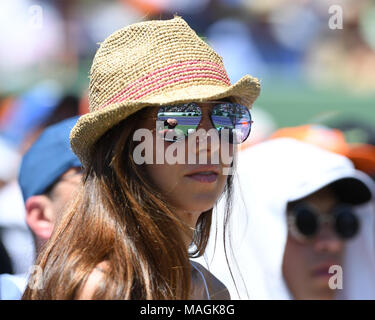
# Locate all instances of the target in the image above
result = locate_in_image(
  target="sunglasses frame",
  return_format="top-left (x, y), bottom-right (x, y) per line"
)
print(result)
top-left (287, 202), bottom-right (360, 242)
top-left (155, 101), bottom-right (253, 144)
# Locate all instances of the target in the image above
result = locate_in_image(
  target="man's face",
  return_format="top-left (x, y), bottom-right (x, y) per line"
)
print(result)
top-left (26, 166), bottom-right (83, 252)
top-left (282, 187), bottom-right (346, 300)
top-left (48, 167), bottom-right (82, 222)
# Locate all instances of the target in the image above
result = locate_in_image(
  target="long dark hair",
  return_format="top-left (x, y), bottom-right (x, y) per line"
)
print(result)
top-left (22, 108), bottom-right (235, 299)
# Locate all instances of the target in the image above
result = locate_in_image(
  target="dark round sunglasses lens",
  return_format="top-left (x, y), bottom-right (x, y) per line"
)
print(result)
top-left (335, 209), bottom-right (360, 239)
top-left (295, 207), bottom-right (319, 237)
top-left (157, 104), bottom-right (202, 141)
top-left (211, 103), bottom-right (252, 144)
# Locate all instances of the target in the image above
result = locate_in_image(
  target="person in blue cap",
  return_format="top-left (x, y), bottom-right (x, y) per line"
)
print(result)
top-left (0, 116), bottom-right (82, 300)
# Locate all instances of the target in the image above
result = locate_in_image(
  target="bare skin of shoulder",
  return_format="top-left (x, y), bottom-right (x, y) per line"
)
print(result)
top-left (76, 261), bottom-right (230, 300)
top-left (75, 261), bottom-right (110, 300)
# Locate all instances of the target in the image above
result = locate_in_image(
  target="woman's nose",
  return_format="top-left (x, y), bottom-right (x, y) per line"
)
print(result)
top-left (185, 110), bottom-right (220, 163)
top-left (196, 107), bottom-right (215, 132)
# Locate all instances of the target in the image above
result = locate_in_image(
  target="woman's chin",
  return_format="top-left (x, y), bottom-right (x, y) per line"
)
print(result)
top-left (182, 204), bottom-right (215, 217)
top-left (171, 201), bottom-right (215, 221)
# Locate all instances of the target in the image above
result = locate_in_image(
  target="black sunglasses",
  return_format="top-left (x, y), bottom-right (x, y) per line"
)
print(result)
top-left (287, 203), bottom-right (360, 241)
top-left (156, 101), bottom-right (253, 144)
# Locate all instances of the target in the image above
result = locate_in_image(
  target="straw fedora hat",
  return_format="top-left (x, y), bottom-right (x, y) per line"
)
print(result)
top-left (70, 16), bottom-right (261, 166)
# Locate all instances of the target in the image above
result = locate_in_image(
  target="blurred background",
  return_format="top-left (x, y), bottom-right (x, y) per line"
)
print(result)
top-left (0, 0), bottom-right (375, 274)
top-left (1, 0), bottom-right (375, 147)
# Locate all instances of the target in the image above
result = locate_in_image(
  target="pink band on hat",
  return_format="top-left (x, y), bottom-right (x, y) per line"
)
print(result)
top-left (117, 67), bottom-right (229, 102)
top-left (100, 60), bottom-right (230, 108)
top-left (131, 73), bottom-right (229, 101)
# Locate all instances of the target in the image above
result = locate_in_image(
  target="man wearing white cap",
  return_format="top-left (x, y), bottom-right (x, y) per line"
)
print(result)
top-left (196, 138), bottom-right (375, 299)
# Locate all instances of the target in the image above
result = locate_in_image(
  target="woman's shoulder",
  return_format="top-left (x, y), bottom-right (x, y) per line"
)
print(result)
top-left (190, 260), bottom-right (231, 300)
top-left (75, 261), bottom-right (110, 300)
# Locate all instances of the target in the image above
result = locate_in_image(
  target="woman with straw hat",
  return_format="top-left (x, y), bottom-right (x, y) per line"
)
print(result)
top-left (22, 16), bottom-right (260, 300)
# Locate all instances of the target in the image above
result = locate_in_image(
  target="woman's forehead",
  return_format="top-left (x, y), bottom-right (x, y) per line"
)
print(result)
top-left (147, 99), bottom-right (232, 110)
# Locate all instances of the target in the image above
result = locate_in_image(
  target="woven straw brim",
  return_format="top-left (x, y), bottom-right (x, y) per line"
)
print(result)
top-left (70, 74), bottom-right (260, 167)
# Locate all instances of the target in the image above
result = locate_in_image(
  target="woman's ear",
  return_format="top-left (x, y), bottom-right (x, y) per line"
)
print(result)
top-left (25, 195), bottom-right (56, 241)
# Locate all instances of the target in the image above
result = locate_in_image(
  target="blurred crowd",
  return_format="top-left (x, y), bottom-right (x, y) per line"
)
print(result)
top-left (0, 0), bottom-right (375, 298)
top-left (2, 0), bottom-right (375, 93)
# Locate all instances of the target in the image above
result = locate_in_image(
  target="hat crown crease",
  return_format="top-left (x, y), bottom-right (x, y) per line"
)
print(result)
top-left (88, 17), bottom-right (229, 112)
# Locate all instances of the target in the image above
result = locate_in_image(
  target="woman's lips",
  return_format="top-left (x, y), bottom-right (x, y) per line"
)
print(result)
top-left (185, 172), bottom-right (218, 183)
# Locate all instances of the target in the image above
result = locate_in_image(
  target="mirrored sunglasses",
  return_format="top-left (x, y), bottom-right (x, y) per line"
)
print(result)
top-left (156, 102), bottom-right (253, 144)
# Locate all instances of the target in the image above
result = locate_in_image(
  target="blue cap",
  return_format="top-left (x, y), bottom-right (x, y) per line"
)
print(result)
top-left (18, 116), bottom-right (82, 202)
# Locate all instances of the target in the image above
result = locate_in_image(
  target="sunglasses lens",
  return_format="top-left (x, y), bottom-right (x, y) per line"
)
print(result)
top-left (211, 103), bottom-right (252, 144)
top-left (335, 208), bottom-right (360, 239)
top-left (157, 104), bottom-right (202, 142)
top-left (294, 206), bottom-right (319, 237)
